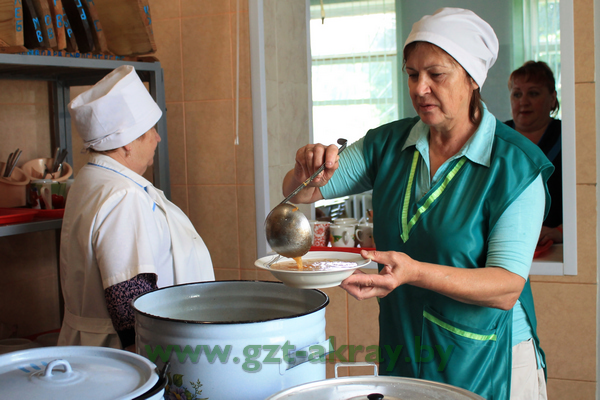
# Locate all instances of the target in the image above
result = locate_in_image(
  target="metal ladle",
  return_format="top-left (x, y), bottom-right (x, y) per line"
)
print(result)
top-left (264, 138), bottom-right (348, 258)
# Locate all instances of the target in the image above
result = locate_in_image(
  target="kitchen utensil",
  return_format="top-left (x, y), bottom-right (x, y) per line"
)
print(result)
top-left (265, 138), bottom-right (348, 258)
top-left (0, 163), bottom-right (29, 208)
top-left (132, 281), bottom-right (329, 400)
top-left (0, 0), bottom-right (24, 47)
top-left (266, 362), bottom-right (485, 399)
top-left (255, 250), bottom-right (370, 289)
top-left (4, 149), bottom-right (22, 178)
top-left (0, 346), bottom-right (165, 399)
top-left (21, 157), bottom-right (73, 182)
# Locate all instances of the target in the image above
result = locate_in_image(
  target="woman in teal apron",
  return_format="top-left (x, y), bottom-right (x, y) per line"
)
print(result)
top-left (282, 8), bottom-right (552, 400)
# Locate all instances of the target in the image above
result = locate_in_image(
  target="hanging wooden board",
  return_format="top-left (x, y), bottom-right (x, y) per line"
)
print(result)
top-left (79, 0), bottom-right (108, 53)
top-left (46, 0), bottom-right (66, 50)
top-left (22, 0), bottom-right (50, 48)
top-left (61, 0), bottom-right (93, 53)
top-left (30, 0), bottom-right (57, 49)
top-left (60, 6), bottom-right (77, 52)
top-left (92, 0), bottom-right (155, 56)
top-left (0, 0), bottom-right (25, 47)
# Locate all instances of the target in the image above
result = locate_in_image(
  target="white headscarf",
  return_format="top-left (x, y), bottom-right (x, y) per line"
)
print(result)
top-left (404, 8), bottom-right (499, 89)
top-left (68, 65), bottom-right (163, 151)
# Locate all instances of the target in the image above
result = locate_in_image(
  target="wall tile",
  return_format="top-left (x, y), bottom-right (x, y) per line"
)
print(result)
top-left (547, 378), bottom-right (596, 399)
top-left (575, 82), bottom-right (596, 184)
top-left (153, 19), bottom-right (184, 103)
top-left (229, 11), bottom-right (252, 100)
top-left (237, 185), bottom-right (257, 269)
top-left (235, 99), bottom-right (254, 185)
top-left (166, 103), bottom-right (186, 185)
top-left (0, 231), bottom-right (57, 285)
top-left (148, 0), bottom-right (180, 20)
top-left (573, 0), bottom-right (595, 83)
top-left (182, 15), bottom-right (233, 101)
top-left (532, 281), bottom-right (596, 381)
top-left (0, 80), bottom-right (48, 105)
top-left (230, 0), bottom-right (248, 12)
top-left (322, 286), bottom-right (348, 378)
top-left (274, 0), bottom-right (308, 84)
top-left (0, 276), bottom-right (60, 337)
top-left (263, 0), bottom-right (278, 82)
top-left (240, 268), bottom-right (278, 282)
top-left (0, 104), bottom-right (51, 165)
top-left (184, 101), bottom-right (236, 185)
top-left (277, 81), bottom-right (310, 165)
top-left (188, 185), bottom-right (239, 270)
top-left (181, 0), bottom-right (230, 16)
top-left (170, 185), bottom-right (189, 216)
top-left (214, 268), bottom-right (240, 281)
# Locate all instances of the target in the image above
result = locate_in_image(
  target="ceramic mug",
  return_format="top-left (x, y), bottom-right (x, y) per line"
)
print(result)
top-left (309, 220), bottom-right (331, 247)
top-left (330, 223), bottom-right (355, 247)
top-left (356, 222), bottom-right (375, 248)
top-left (334, 217), bottom-right (358, 226)
top-left (29, 180), bottom-right (68, 210)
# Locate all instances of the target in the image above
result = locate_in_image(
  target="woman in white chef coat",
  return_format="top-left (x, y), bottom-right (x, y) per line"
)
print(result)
top-left (57, 65), bottom-right (214, 350)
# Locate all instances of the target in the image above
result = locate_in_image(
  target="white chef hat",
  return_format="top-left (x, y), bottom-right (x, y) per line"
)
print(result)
top-left (404, 8), bottom-right (499, 89)
top-left (68, 65), bottom-right (162, 151)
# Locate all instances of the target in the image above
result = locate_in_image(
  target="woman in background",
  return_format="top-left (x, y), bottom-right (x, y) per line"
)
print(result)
top-left (58, 65), bottom-right (214, 350)
top-left (506, 61), bottom-right (562, 245)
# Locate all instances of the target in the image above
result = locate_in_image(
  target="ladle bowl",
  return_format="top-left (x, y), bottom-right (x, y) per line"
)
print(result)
top-left (264, 203), bottom-right (313, 258)
top-left (264, 138), bottom-right (347, 259)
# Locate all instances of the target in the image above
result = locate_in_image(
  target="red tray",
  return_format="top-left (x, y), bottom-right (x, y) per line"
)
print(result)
top-left (0, 208), bottom-right (39, 225)
top-left (534, 240), bottom-right (553, 258)
top-left (310, 246), bottom-right (376, 254)
top-left (34, 208), bottom-right (65, 219)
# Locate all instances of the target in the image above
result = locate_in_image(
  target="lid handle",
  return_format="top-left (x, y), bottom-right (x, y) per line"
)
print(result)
top-left (43, 359), bottom-right (73, 378)
top-left (334, 362), bottom-right (378, 378)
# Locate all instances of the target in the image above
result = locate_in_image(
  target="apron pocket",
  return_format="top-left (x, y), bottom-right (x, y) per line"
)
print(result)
top-left (418, 305), bottom-right (498, 399)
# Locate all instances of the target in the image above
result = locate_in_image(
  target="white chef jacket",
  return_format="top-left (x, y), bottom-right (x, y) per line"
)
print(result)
top-left (58, 154), bottom-right (214, 348)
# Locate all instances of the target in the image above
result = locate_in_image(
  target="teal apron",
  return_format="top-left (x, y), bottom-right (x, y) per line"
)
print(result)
top-left (362, 117), bottom-right (553, 400)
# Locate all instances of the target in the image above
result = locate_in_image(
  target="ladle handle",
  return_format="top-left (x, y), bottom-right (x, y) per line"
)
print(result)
top-left (280, 138), bottom-right (348, 206)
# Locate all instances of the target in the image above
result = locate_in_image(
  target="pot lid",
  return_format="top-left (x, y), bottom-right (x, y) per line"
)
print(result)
top-left (266, 376), bottom-right (485, 400)
top-left (0, 346), bottom-right (159, 400)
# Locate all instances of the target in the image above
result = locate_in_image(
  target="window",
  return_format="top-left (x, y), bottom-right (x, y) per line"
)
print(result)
top-left (513, 0), bottom-right (561, 117)
top-left (310, 0), bottom-right (398, 146)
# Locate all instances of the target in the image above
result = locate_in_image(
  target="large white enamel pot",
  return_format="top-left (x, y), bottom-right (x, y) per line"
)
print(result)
top-left (132, 280), bottom-right (330, 400)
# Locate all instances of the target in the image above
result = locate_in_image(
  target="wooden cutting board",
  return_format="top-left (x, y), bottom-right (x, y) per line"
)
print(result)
top-left (61, 6), bottom-right (78, 52)
top-left (46, 0), bottom-right (66, 50)
top-left (0, 0), bottom-right (25, 47)
top-left (22, 0), bottom-right (51, 48)
top-left (61, 0), bottom-right (93, 53)
top-left (92, 0), bottom-right (156, 56)
top-left (79, 0), bottom-right (108, 53)
top-left (30, 0), bottom-right (57, 49)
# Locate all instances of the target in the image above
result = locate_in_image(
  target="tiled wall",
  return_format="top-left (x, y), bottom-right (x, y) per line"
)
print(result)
top-left (0, 0), bottom-right (597, 397)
